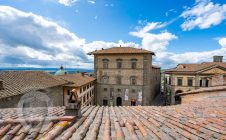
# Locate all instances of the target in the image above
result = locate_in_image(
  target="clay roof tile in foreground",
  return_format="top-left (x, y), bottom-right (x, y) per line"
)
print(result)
top-left (0, 71), bottom-right (68, 99)
top-left (88, 47), bottom-right (155, 55)
top-left (0, 98), bottom-right (226, 140)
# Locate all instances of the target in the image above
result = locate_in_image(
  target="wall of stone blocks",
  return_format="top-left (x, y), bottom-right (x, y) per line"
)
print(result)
top-left (0, 86), bottom-right (64, 108)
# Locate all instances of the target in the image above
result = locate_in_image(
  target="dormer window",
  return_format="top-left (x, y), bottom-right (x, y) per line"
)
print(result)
top-left (102, 59), bottom-right (109, 69)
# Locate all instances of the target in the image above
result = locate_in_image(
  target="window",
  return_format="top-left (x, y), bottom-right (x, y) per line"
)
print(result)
top-left (103, 100), bottom-right (108, 106)
top-left (169, 77), bottom-right (171, 85)
top-left (131, 89), bottom-right (136, 93)
top-left (80, 88), bottom-right (82, 93)
top-left (83, 86), bottom-right (86, 92)
top-left (116, 59), bottom-right (122, 69)
top-left (117, 88), bottom-right (121, 92)
top-left (200, 79), bottom-right (209, 87)
top-left (116, 76), bottom-right (122, 85)
top-left (83, 96), bottom-right (86, 103)
top-left (103, 88), bottom-right (108, 91)
top-left (177, 78), bottom-right (183, 86)
top-left (131, 59), bottom-right (137, 69)
top-left (102, 76), bottom-right (109, 83)
top-left (103, 59), bottom-right (109, 69)
top-left (187, 78), bottom-right (193, 87)
top-left (130, 76), bottom-right (137, 85)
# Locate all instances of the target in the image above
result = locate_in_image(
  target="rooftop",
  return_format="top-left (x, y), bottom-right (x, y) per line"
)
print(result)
top-left (0, 71), bottom-right (67, 99)
top-left (55, 73), bottom-right (95, 87)
top-left (165, 62), bottom-right (226, 74)
top-left (180, 85), bottom-right (226, 95)
top-left (0, 98), bottom-right (225, 139)
top-left (88, 46), bottom-right (155, 55)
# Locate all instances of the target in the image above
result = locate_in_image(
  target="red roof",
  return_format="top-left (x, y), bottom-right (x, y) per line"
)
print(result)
top-left (0, 98), bottom-right (226, 139)
top-left (88, 47), bottom-right (155, 55)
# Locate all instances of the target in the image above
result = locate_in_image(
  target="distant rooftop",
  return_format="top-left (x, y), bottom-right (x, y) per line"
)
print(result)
top-left (88, 46), bottom-right (155, 55)
top-left (55, 73), bottom-right (95, 87)
top-left (0, 71), bottom-right (67, 99)
top-left (165, 62), bottom-right (226, 74)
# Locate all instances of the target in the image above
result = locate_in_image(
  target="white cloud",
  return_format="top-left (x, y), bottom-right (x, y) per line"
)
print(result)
top-left (181, 0), bottom-right (226, 31)
top-left (153, 37), bottom-right (226, 68)
top-left (219, 37), bottom-right (226, 48)
top-left (130, 22), bottom-right (226, 68)
top-left (0, 6), bottom-right (139, 68)
top-left (0, 6), bottom-right (88, 68)
top-left (83, 40), bottom-right (139, 54)
top-left (87, 0), bottom-right (95, 4)
top-left (58, 0), bottom-right (78, 6)
top-left (130, 22), bottom-right (177, 52)
top-left (94, 15), bottom-right (98, 20)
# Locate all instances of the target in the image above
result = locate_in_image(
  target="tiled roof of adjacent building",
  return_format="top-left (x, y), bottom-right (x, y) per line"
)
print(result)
top-left (180, 85), bottom-right (226, 95)
top-left (0, 71), bottom-right (68, 99)
top-left (88, 46), bottom-right (155, 55)
top-left (165, 62), bottom-right (226, 74)
top-left (55, 73), bottom-right (95, 87)
top-left (0, 98), bottom-right (226, 140)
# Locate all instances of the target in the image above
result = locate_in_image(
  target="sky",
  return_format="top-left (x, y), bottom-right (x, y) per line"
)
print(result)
top-left (0, 0), bottom-right (225, 69)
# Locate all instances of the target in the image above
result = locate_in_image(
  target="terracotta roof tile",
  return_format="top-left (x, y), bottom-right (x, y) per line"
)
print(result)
top-left (0, 71), bottom-right (68, 99)
top-left (165, 62), bottom-right (226, 74)
top-left (88, 47), bottom-right (155, 55)
top-left (55, 73), bottom-right (95, 87)
top-left (0, 98), bottom-right (225, 139)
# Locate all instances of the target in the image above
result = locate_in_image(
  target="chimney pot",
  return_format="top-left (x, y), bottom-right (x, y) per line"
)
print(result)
top-left (213, 56), bottom-right (223, 62)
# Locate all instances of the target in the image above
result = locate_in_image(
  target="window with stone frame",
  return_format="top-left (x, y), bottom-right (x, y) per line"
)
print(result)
top-left (177, 77), bottom-right (183, 86)
top-left (116, 59), bottom-right (122, 69)
top-left (103, 88), bottom-right (108, 91)
top-left (130, 76), bottom-right (137, 85)
top-left (83, 86), bottom-right (86, 91)
top-left (102, 76), bottom-right (109, 84)
top-left (187, 78), bottom-right (193, 87)
top-left (102, 59), bottom-right (109, 69)
top-left (83, 96), bottom-right (86, 103)
top-left (131, 59), bottom-right (137, 69)
top-left (117, 88), bottom-right (122, 92)
top-left (200, 79), bottom-right (209, 87)
top-left (116, 75), bottom-right (122, 85)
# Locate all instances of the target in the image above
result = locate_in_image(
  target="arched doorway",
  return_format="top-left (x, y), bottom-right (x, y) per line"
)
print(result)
top-left (116, 97), bottom-right (122, 106)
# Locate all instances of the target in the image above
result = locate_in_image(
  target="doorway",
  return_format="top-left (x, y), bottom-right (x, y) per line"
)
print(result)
top-left (116, 97), bottom-right (122, 106)
top-left (103, 99), bottom-right (108, 106)
top-left (131, 99), bottom-right (136, 106)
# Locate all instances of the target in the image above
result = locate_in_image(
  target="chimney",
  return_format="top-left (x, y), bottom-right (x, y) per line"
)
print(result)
top-left (0, 81), bottom-right (3, 90)
top-left (65, 90), bottom-right (82, 118)
top-left (81, 72), bottom-right (85, 77)
top-left (213, 56), bottom-right (223, 62)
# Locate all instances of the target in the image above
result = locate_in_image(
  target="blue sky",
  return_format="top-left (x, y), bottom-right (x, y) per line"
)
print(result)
top-left (0, 0), bottom-right (225, 69)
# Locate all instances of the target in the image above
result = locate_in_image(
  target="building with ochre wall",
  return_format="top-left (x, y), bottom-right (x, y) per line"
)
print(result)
top-left (88, 46), bottom-right (160, 106)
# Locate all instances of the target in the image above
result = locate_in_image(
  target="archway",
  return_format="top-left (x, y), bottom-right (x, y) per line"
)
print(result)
top-left (116, 97), bottom-right (122, 106)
